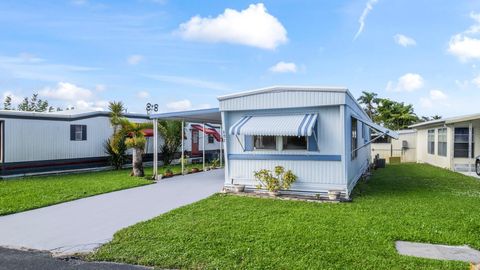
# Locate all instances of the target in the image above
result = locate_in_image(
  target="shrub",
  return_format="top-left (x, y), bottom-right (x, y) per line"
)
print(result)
top-left (254, 166), bottom-right (297, 192)
top-left (104, 137), bottom-right (128, 170)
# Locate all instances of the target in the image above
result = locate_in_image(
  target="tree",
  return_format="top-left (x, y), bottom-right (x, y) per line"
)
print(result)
top-left (118, 118), bottom-right (152, 177)
top-left (375, 98), bottom-right (419, 130)
top-left (16, 93), bottom-right (49, 112)
top-left (357, 91), bottom-right (378, 119)
top-left (3, 96), bottom-right (12, 110)
top-left (108, 101), bottom-right (125, 135)
top-left (157, 120), bottom-right (183, 166)
top-left (104, 101), bottom-right (128, 170)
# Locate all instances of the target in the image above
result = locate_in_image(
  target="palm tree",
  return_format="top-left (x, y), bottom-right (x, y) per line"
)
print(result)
top-left (357, 91), bottom-right (378, 120)
top-left (118, 118), bottom-right (152, 177)
top-left (108, 101), bottom-right (125, 135)
top-left (157, 120), bottom-right (182, 165)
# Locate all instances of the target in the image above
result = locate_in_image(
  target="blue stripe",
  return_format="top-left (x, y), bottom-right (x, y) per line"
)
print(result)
top-left (302, 114), bottom-right (314, 136)
top-left (297, 114), bottom-right (310, 136)
top-left (228, 154), bottom-right (341, 161)
top-left (229, 116), bottom-right (247, 135)
top-left (236, 116), bottom-right (252, 135)
top-left (306, 114), bottom-right (317, 136)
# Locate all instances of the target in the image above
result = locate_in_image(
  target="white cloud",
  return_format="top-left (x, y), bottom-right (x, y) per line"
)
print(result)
top-left (143, 74), bottom-right (229, 91)
top-left (177, 3), bottom-right (287, 50)
top-left (137, 91), bottom-right (150, 99)
top-left (386, 73), bottom-right (424, 92)
top-left (166, 99), bottom-right (192, 111)
top-left (394, 34), bottom-right (416, 47)
top-left (429, 89), bottom-right (447, 100)
top-left (448, 12), bottom-right (480, 62)
top-left (473, 74), bottom-right (480, 87)
top-left (127, 54), bottom-right (144, 65)
top-left (354, 0), bottom-right (379, 40)
top-left (95, 84), bottom-right (106, 91)
top-left (420, 89), bottom-right (448, 109)
top-left (40, 82), bottom-right (93, 101)
top-left (74, 100), bottom-right (108, 111)
top-left (269, 61), bottom-right (297, 73)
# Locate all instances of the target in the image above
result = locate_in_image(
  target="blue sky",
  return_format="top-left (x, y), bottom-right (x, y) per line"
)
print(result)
top-left (1, 0), bottom-right (480, 117)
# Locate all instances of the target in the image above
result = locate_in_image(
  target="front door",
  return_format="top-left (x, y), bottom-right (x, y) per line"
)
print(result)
top-left (191, 129), bottom-right (199, 156)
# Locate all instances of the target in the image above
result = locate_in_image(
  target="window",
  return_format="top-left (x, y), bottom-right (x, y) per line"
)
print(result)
top-left (427, 129), bottom-right (435, 155)
top-left (351, 117), bottom-right (358, 160)
top-left (70, 125), bottom-right (87, 141)
top-left (438, 128), bottom-right (447, 157)
top-left (283, 136), bottom-right (307, 150)
top-left (208, 134), bottom-right (214, 144)
top-left (454, 127), bottom-right (474, 158)
top-left (254, 136), bottom-right (276, 150)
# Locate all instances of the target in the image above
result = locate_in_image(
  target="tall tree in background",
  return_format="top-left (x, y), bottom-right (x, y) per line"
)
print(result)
top-left (3, 96), bottom-right (12, 110)
top-left (357, 91), bottom-right (378, 119)
top-left (17, 93), bottom-right (50, 112)
top-left (375, 98), bottom-right (419, 130)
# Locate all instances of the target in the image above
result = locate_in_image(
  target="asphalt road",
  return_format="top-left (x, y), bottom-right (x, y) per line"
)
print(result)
top-left (0, 247), bottom-right (151, 270)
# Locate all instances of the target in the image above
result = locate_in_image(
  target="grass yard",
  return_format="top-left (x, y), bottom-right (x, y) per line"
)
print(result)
top-left (0, 163), bottom-right (209, 216)
top-left (92, 163), bottom-right (480, 269)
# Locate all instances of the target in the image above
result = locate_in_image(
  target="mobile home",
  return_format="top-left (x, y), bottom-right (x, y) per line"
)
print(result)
top-left (410, 113), bottom-right (480, 173)
top-left (0, 110), bottom-right (221, 177)
top-left (218, 86), bottom-right (398, 198)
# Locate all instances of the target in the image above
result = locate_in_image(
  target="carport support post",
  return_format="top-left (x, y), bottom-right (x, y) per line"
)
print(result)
top-left (202, 123), bottom-right (206, 171)
top-left (219, 125), bottom-right (223, 168)
top-left (153, 119), bottom-right (158, 179)
top-left (181, 121), bottom-right (185, 175)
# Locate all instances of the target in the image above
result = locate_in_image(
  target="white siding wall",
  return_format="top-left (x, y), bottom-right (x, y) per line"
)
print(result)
top-left (223, 106), bottom-right (345, 192)
top-left (344, 103), bottom-right (371, 194)
top-left (416, 127), bottom-right (451, 169)
top-left (220, 90), bottom-right (346, 111)
top-left (2, 116), bottom-right (156, 163)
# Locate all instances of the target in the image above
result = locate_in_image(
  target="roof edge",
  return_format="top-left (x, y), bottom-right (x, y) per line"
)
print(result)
top-left (217, 85), bottom-right (349, 101)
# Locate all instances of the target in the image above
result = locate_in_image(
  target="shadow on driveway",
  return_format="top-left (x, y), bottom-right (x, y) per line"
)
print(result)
top-left (0, 247), bottom-right (150, 270)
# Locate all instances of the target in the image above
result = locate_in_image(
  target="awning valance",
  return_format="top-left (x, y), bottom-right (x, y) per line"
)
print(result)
top-left (229, 114), bottom-right (318, 136)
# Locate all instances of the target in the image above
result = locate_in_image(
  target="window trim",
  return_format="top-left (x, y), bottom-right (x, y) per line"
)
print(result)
top-left (351, 117), bottom-right (358, 160)
top-left (427, 129), bottom-right (435, 155)
top-left (437, 128), bottom-right (447, 157)
top-left (454, 127), bottom-right (474, 158)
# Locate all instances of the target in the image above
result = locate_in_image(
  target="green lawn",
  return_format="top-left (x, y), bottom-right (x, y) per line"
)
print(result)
top-left (92, 164), bottom-right (480, 269)
top-left (0, 163), bottom-right (209, 216)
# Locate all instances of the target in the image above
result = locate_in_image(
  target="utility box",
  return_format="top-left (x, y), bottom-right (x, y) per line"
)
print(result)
top-left (389, 157), bottom-right (401, 164)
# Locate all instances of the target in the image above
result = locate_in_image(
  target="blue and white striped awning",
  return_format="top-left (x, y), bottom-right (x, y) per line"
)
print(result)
top-left (229, 114), bottom-right (318, 136)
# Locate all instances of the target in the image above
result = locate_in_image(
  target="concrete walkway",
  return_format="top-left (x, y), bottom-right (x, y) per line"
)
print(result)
top-left (0, 170), bottom-right (224, 255)
top-left (396, 241), bottom-right (480, 263)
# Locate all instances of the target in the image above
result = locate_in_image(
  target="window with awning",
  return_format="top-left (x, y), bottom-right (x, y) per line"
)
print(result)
top-left (229, 114), bottom-right (318, 136)
top-left (229, 114), bottom-right (319, 152)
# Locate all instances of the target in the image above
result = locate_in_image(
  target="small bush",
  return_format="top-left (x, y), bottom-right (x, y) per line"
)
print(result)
top-left (254, 166), bottom-right (297, 192)
top-left (104, 137), bottom-right (128, 170)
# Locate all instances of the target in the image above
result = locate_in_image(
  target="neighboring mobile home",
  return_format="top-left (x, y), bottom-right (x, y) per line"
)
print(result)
top-left (371, 129), bottom-right (417, 163)
top-left (0, 110), bottom-right (221, 177)
top-left (218, 86), bottom-right (398, 198)
top-left (410, 113), bottom-right (480, 173)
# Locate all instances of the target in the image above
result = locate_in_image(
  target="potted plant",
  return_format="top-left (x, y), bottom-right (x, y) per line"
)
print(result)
top-left (328, 190), bottom-right (341, 200)
top-left (163, 168), bottom-right (174, 178)
top-left (254, 166), bottom-right (297, 197)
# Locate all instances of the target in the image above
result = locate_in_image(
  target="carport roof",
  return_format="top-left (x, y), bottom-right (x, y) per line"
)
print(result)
top-left (149, 108), bottom-right (222, 124)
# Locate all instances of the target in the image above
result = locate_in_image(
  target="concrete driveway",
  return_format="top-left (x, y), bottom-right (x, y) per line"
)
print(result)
top-left (0, 170), bottom-right (224, 255)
